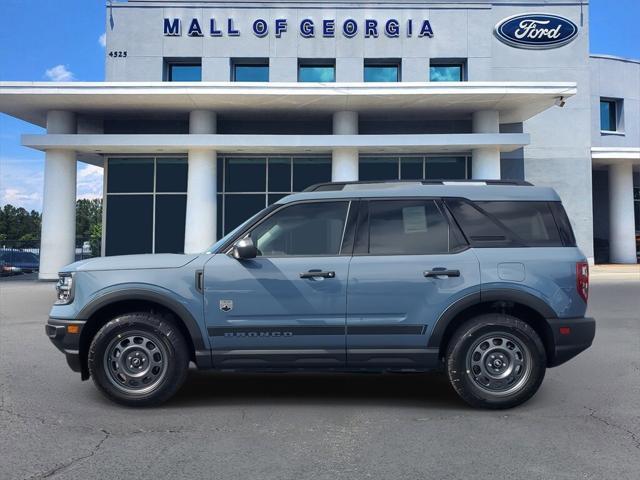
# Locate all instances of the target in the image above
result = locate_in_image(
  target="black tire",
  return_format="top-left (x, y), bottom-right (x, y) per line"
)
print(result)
top-left (446, 313), bottom-right (546, 409)
top-left (88, 311), bottom-right (189, 407)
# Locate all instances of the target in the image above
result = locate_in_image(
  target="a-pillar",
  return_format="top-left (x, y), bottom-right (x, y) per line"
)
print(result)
top-left (332, 111), bottom-right (359, 182)
top-left (39, 111), bottom-right (77, 280)
top-left (184, 110), bottom-right (217, 253)
top-left (472, 110), bottom-right (501, 180)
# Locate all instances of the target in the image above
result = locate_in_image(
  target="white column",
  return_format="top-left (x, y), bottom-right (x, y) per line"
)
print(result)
top-left (332, 111), bottom-right (359, 182)
top-left (608, 162), bottom-right (636, 264)
top-left (39, 111), bottom-right (77, 280)
top-left (184, 110), bottom-right (217, 253)
top-left (472, 110), bottom-right (501, 180)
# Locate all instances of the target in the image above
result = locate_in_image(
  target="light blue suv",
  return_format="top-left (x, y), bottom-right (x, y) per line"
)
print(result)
top-left (46, 180), bottom-right (595, 409)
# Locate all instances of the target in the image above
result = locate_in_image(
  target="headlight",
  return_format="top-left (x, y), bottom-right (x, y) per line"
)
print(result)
top-left (55, 273), bottom-right (75, 305)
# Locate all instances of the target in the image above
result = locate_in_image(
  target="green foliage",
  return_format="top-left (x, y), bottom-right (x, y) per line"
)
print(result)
top-left (0, 205), bottom-right (41, 244)
top-left (75, 199), bottom-right (103, 246)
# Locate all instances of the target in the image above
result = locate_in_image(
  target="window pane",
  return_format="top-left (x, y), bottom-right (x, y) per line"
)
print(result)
top-left (400, 157), bottom-right (423, 180)
top-left (169, 64), bottom-right (201, 81)
top-left (268, 157), bottom-right (291, 192)
top-left (234, 65), bottom-right (269, 82)
top-left (430, 65), bottom-right (462, 82)
top-left (268, 193), bottom-right (289, 205)
top-left (368, 200), bottom-right (451, 255)
top-left (476, 201), bottom-right (562, 246)
top-left (359, 157), bottom-right (398, 181)
top-left (250, 201), bottom-right (348, 256)
top-left (107, 158), bottom-right (154, 193)
top-left (364, 65), bottom-right (399, 82)
top-left (299, 65), bottom-right (335, 82)
top-left (217, 193), bottom-right (223, 238)
top-left (155, 195), bottom-right (187, 253)
top-left (224, 194), bottom-right (266, 232)
top-left (600, 100), bottom-right (616, 131)
top-left (426, 157), bottom-right (467, 179)
top-left (217, 157), bottom-right (224, 192)
top-left (292, 157), bottom-right (331, 191)
top-left (225, 158), bottom-right (266, 192)
top-left (106, 195), bottom-right (153, 255)
top-left (156, 158), bottom-right (188, 192)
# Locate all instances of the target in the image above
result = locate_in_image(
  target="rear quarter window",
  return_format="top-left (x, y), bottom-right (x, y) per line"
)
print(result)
top-left (446, 199), bottom-right (565, 247)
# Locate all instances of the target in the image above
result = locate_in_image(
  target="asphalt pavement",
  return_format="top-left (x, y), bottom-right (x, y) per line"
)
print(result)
top-left (1, 272), bottom-right (639, 479)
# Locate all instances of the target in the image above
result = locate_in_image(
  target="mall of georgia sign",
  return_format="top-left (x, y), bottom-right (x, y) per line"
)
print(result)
top-left (494, 13), bottom-right (578, 49)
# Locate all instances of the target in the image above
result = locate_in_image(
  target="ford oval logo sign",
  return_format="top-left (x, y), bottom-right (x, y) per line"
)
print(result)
top-left (494, 13), bottom-right (578, 49)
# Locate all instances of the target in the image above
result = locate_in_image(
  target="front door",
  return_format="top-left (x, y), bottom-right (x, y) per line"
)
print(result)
top-left (346, 199), bottom-right (480, 369)
top-left (204, 200), bottom-right (354, 369)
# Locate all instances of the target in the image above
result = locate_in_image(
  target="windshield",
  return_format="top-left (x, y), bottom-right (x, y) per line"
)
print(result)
top-left (206, 204), bottom-right (278, 254)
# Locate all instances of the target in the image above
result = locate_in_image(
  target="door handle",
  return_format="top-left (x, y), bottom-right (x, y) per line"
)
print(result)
top-left (300, 270), bottom-right (336, 279)
top-left (424, 268), bottom-right (460, 278)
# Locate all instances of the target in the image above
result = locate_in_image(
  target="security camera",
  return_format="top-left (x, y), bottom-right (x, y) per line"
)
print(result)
top-left (555, 96), bottom-right (566, 108)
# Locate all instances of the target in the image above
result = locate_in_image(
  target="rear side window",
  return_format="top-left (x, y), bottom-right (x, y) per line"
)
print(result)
top-left (365, 199), bottom-right (464, 255)
top-left (549, 202), bottom-right (577, 247)
top-left (446, 199), bottom-right (565, 247)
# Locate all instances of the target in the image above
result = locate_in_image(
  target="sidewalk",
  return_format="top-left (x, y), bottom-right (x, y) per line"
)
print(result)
top-left (591, 263), bottom-right (640, 279)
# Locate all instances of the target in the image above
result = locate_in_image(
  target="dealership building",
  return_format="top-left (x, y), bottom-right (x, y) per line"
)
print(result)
top-left (0, 0), bottom-right (638, 279)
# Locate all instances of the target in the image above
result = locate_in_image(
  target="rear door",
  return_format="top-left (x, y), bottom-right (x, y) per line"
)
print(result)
top-left (346, 198), bottom-right (480, 369)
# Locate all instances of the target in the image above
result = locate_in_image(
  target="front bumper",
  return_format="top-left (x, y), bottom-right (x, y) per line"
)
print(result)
top-left (46, 318), bottom-right (86, 372)
top-left (547, 316), bottom-right (596, 367)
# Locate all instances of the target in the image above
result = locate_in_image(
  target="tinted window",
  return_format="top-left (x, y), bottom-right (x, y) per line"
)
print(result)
top-left (250, 202), bottom-right (348, 256)
top-left (167, 63), bottom-right (201, 81)
top-left (368, 200), bottom-right (452, 255)
top-left (364, 65), bottom-right (399, 82)
top-left (234, 64), bottom-right (269, 82)
top-left (156, 158), bottom-right (188, 192)
top-left (549, 202), bottom-right (577, 247)
top-left (600, 99), bottom-right (617, 131)
top-left (107, 158), bottom-right (154, 193)
top-left (292, 157), bottom-right (331, 191)
top-left (155, 194), bottom-right (187, 253)
top-left (447, 199), bottom-right (563, 247)
top-left (426, 157), bottom-right (467, 179)
top-left (106, 195), bottom-right (153, 255)
top-left (298, 64), bottom-right (335, 82)
top-left (430, 64), bottom-right (463, 82)
top-left (225, 158), bottom-right (266, 192)
top-left (224, 194), bottom-right (265, 232)
top-left (359, 157), bottom-right (398, 181)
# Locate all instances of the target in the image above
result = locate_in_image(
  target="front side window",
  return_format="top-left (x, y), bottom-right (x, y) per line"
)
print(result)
top-left (166, 61), bottom-right (202, 81)
top-left (430, 63), bottom-right (464, 82)
top-left (298, 61), bottom-right (336, 82)
top-left (367, 200), bottom-right (455, 255)
top-left (249, 201), bottom-right (349, 256)
top-left (600, 99), bottom-right (618, 132)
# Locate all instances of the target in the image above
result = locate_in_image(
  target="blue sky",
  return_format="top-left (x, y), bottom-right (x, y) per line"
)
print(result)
top-left (1, 0), bottom-right (639, 211)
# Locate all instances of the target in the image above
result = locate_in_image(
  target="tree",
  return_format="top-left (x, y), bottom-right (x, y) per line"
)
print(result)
top-left (76, 198), bottom-right (103, 245)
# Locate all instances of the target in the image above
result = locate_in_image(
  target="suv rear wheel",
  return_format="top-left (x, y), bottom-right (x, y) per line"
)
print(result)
top-left (88, 312), bottom-right (189, 407)
top-left (446, 314), bottom-right (546, 409)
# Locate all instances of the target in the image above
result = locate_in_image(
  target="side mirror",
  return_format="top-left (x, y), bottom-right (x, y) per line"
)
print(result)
top-left (232, 237), bottom-right (258, 260)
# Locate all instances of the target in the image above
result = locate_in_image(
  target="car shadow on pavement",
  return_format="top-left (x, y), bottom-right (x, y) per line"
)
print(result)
top-left (167, 369), bottom-right (465, 410)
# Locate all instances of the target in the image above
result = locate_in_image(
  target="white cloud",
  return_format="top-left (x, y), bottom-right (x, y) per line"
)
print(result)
top-left (44, 64), bottom-right (74, 82)
top-left (1, 188), bottom-right (40, 205)
top-left (98, 33), bottom-right (106, 48)
top-left (0, 157), bottom-right (44, 211)
top-left (77, 163), bottom-right (104, 200)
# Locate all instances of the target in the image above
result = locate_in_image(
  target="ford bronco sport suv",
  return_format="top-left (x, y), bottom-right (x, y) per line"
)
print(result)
top-left (46, 180), bottom-right (595, 409)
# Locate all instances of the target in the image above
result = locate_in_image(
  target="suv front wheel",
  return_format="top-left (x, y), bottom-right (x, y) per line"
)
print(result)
top-left (446, 314), bottom-right (546, 409)
top-left (88, 312), bottom-right (189, 407)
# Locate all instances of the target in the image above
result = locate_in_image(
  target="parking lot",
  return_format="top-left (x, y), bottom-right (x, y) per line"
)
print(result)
top-left (1, 270), bottom-right (639, 480)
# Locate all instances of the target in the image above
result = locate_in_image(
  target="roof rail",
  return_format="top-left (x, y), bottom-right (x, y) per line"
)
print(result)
top-left (304, 179), bottom-right (533, 192)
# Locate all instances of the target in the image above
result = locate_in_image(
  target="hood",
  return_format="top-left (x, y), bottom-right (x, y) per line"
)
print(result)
top-left (61, 254), bottom-right (202, 273)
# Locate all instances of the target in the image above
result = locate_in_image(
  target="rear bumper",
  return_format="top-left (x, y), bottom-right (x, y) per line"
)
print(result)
top-left (46, 318), bottom-right (86, 372)
top-left (547, 316), bottom-right (596, 367)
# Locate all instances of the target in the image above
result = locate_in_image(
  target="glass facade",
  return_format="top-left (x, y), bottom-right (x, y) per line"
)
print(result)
top-left (600, 99), bottom-right (617, 131)
top-left (106, 157), bottom-right (188, 256)
top-left (298, 63), bottom-right (336, 82)
top-left (233, 63), bottom-right (269, 82)
top-left (166, 63), bottom-right (202, 81)
top-left (430, 64), bottom-right (464, 82)
top-left (364, 64), bottom-right (400, 82)
top-left (359, 156), bottom-right (470, 181)
top-left (218, 156), bottom-right (332, 236)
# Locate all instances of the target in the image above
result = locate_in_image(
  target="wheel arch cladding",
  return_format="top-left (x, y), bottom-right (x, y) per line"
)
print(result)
top-left (429, 290), bottom-right (556, 365)
top-left (77, 290), bottom-right (206, 380)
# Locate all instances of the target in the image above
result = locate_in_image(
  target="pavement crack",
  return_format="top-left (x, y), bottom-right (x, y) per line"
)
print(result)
top-left (26, 429), bottom-right (111, 479)
top-left (585, 407), bottom-right (640, 450)
top-left (0, 405), bottom-right (49, 426)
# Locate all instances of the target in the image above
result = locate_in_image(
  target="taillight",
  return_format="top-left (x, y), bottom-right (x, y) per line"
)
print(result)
top-left (576, 261), bottom-right (589, 303)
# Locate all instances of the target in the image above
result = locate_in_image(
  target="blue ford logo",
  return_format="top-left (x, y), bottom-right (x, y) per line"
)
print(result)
top-left (494, 13), bottom-right (578, 49)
